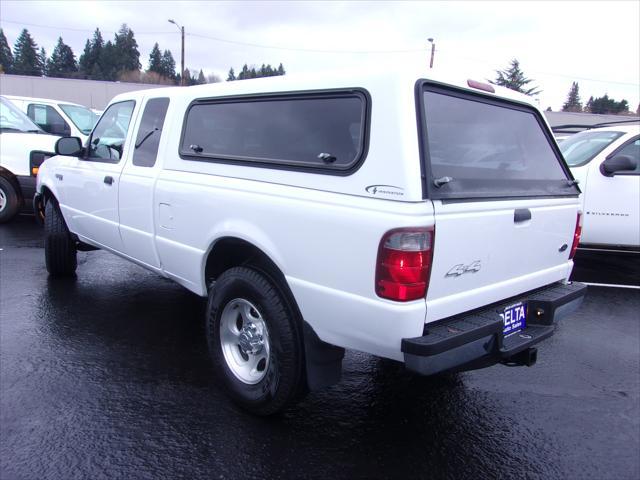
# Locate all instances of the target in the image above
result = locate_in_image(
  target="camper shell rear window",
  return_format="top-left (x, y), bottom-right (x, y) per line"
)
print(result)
top-left (418, 82), bottom-right (580, 200)
top-left (179, 90), bottom-right (369, 174)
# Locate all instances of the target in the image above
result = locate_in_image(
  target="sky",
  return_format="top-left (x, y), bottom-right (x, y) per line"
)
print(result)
top-left (0, 0), bottom-right (638, 112)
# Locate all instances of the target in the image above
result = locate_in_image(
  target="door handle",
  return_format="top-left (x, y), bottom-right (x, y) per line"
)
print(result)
top-left (104, 176), bottom-right (114, 185)
top-left (514, 208), bottom-right (531, 223)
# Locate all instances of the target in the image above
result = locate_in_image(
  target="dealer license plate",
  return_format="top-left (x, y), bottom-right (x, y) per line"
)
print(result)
top-left (501, 302), bottom-right (527, 336)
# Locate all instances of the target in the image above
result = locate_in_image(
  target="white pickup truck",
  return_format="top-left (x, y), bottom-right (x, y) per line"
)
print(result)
top-left (0, 96), bottom-right (58, 223)
top-left (559, 124), bottom-right (640, 252)
top-left (35, 69), bottom-right (586, 415)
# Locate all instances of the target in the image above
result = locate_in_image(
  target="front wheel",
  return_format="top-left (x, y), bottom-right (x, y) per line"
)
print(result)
top-left (44, 200), bottom-right (77, 276)
top-left (206, 267), bottom-right (306, 415)
top-left (0, 176), bottom-right (20, 223)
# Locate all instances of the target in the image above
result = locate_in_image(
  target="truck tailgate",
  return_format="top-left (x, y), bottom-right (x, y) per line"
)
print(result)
top-left (426, 197), bottom-right (578, 321)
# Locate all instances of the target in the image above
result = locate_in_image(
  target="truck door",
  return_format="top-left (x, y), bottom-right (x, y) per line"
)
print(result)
top-left (582, 136), bottom-right (640, 247)
top-left (60, 100), bottom-right (136, 252)
top-left (118, 97), bottom-right (170, 270)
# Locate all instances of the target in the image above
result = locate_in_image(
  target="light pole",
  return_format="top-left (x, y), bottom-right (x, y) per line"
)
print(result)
top-left (168, 19), bottom-right (185, 86)
top-left (428, 38), bottom-right (435, 69)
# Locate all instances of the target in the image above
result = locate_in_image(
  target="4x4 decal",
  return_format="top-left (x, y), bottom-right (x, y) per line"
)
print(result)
top-left (446, 260), bottom-right (481, 277)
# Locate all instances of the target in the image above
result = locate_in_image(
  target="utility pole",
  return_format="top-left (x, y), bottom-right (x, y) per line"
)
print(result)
top-left (168, 19), bottom-right (185, 85)
top-left (428, 38), bottom-right (435, 69)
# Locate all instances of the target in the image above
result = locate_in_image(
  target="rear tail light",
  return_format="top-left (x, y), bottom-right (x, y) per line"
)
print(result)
top-left (375, 227), bottom-right (435, 302)
top-left (569, 211), bottom-right (582, 259)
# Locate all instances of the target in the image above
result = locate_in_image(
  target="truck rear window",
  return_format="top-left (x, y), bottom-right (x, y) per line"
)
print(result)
top-left (180, 91), bottom-right (367, 172)
top-left (421, 85), bottom-right (579, 199)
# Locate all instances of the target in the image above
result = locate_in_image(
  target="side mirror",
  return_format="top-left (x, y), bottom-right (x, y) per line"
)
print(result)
top-left (55, 136), bottom-right (83, 157)
top-left (601, 155), bottom-right (638, 176)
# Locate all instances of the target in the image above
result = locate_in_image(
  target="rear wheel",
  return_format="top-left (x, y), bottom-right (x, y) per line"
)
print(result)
top-left (206, 266), bottom-right (306, 415)
top-left (44, 200), bottom-right (77, 276)
top-left (0, 176), bottom-right (20, 224)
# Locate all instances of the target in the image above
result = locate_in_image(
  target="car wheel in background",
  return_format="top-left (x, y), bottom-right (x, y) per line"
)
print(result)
top-left (0, 176), bottom-right (20, 223)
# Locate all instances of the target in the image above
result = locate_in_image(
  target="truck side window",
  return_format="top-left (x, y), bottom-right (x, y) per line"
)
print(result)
top-left (27, 103), bottom-right (71, 136)
top-left (180, 92), bottom-right (367, 171)
top-left (132, 98), bottom-right (170, 168)
top-left (86, 101), bottom-right (135, 163)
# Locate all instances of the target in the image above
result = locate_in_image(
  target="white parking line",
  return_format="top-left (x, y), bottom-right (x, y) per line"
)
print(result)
top-left (582, 282), bottom-right (640, 290)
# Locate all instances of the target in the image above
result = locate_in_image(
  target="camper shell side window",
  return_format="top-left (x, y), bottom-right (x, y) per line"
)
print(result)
top-left (179, 89), bottom-right (370, 175)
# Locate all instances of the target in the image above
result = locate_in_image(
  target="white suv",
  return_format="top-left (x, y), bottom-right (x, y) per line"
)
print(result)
top-left (35, 69), bottom-right (586, 414)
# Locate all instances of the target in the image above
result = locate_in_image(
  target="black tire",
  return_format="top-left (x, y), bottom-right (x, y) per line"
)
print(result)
top-left (0, 176), bottom-right (20, 224)
top-left (206, 266), bottom-right (306, 415)
top-left (44, 200), bottom-right (77, 276)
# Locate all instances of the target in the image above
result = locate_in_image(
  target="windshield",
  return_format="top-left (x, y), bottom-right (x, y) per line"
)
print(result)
top-left (421, 86), bottom-right (578, 199)
top-left (60, 104), bottom-right (99, 135)
top-left (559, 130), bottom-right (625, 167)
top-left (0, 97), bottom-right (43, 133)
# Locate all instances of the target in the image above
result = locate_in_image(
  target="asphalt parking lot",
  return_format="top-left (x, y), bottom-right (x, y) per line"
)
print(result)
top-left (1, 214), bottom-right (639, 480)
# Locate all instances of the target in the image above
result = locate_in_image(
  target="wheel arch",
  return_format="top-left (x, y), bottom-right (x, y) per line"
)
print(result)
top-left (204, 236), bottom-right (344, 391)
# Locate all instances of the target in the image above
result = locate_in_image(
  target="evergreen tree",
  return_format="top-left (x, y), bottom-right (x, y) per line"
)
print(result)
top-left (585, 96), bottom-right (594, 113)
top-left (47, 37), bottom-right (78, 78)
top-left (233, 63), bottom-right (285, 81)
top-left (182, 67), bottom-right (193, 85)
top-left (584, 94), bottom-right (629, 114)
top-left (38, 47), bottom-right (47, 76)
top-left (238, 64), bottom-right (250, 80)
top-left (114, 24), bottom-right (141, 73)
top-left (562, 82), bottom-right (582, 112)
top-left (12, 29), bottom-right (41, 76)
top-left (78, 40), bottom-right (92, 77)
top-left (147, 42), bottom-right (162, 74)
top-left (491, 58), bottom-right (540, 96)
top-left (99, 41), bottom-right (118, 81)
top-left (160, 49), bottom-right (176, 81)
top-left (0, 29), bottom-right (14, 73)
top-left (259, 64), bottom-right (273, 77)
top-left (79, 29), bottom-right (104, 79)
top-left (197, 69), bottom-right (206, 84)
